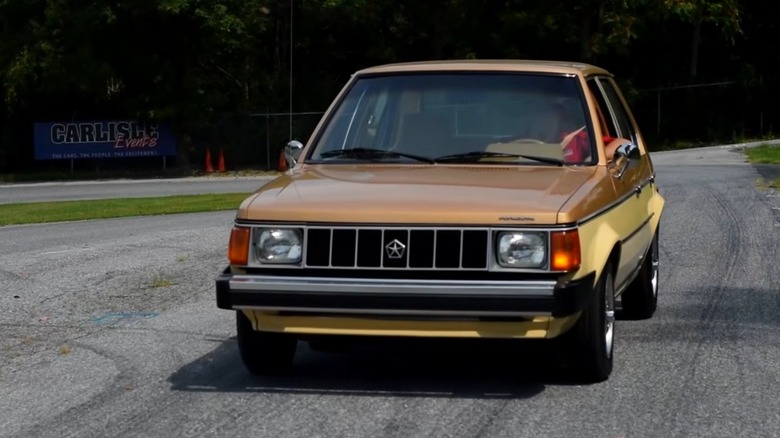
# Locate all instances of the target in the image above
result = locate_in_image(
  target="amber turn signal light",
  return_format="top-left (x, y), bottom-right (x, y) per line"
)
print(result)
top-left (551, 229), bottom-right (581, 271)
top-left (228, 226), bottom-right (251, 265)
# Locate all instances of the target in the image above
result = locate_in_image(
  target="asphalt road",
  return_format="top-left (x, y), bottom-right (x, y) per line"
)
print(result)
top-left (1, 146), bottom-right (778, 438)
top-left (0, 176), bottom-right (274, 204)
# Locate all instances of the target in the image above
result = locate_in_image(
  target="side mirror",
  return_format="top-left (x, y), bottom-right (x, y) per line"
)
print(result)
top-left (605, 139), bottom-right (640, 179)
top-left (283, 140), bottom-right (303, 169)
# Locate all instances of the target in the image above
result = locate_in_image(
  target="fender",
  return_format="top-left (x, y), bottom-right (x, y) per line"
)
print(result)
top-left (576, 217), bottom-right (621, 286)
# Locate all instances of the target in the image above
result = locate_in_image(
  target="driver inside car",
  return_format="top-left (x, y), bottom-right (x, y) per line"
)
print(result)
top-left (549, 100), bottom-right (590, 164)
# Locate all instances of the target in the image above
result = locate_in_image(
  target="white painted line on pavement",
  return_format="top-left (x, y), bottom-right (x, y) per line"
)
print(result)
top-left (41, 249), bottom-right (87, 255)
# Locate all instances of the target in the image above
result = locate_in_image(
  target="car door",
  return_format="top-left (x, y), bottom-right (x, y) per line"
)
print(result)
top-left (587, 76), bottom-right (656, 291)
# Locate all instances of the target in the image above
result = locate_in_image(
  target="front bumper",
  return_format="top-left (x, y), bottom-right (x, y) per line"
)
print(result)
top-left (216, 268), bottom-right (595, 318)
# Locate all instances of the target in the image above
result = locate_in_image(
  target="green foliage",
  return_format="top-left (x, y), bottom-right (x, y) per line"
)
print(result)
top-left (662, 0), bottom-right (742, 38)
top-left (745, 145), bottom-right (780, 164)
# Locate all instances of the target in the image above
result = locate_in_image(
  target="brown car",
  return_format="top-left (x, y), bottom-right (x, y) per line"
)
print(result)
top-left (216, 60), bottom-right (665, 383)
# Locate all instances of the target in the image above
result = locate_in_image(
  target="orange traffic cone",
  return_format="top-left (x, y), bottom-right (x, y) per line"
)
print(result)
top-left (217, 148), bottom-right (226, 172)
top-left (205, 148), bottom-right (214, 173)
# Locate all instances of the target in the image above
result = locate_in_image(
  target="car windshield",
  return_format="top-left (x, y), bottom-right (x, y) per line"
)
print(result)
top-left (307, 73), bottom-right (594, 165)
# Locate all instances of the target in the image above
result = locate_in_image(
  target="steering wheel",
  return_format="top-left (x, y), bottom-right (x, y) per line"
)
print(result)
top-left (506, 137), bottom-right (546, 144)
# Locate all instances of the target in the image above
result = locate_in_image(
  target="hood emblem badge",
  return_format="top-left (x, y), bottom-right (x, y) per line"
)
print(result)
top-left (385, 239), bottom-right (406, 259)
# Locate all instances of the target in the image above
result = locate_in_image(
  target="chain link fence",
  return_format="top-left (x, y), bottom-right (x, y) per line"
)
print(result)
top-left (3, 81), bottom-right (778, 176)
top-left (626, 80), bottom-right (780, 150)
top-left (0, 111), bottom-right (326, 176)
top-left (188, 111), bottom-right (325, 172)
top-left (201, 81), bottom-right (780, 170)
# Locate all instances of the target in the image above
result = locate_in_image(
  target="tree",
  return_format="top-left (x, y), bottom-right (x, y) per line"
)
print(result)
top-left (660, 0), bottom-right (741, 82)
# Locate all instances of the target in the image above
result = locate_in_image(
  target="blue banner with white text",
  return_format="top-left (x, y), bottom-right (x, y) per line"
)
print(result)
top-left (33, 120), bottom-right (177, 160)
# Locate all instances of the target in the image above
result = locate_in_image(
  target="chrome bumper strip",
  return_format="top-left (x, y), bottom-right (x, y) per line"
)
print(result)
top-left (229, 275), bottom-right (556, 297)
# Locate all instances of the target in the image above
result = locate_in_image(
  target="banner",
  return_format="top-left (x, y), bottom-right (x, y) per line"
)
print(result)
top-left (33, 120), bottom-right (177, 160)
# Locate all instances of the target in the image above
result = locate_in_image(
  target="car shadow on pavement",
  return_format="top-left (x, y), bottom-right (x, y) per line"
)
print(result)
top-left (168, 336), bottom-right (587, 399)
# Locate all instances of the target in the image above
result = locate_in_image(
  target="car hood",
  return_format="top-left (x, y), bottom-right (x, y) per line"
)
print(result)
top-left (238, 164), bottom-right (599, 225)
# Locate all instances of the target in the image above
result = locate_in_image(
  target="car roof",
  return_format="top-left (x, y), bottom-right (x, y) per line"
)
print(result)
top-left (355, 59), bottom-right (612, 77)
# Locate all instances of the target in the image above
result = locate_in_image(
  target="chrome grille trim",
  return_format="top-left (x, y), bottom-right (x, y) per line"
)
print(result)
top-left (459, 229), bottom-right (464, 268)
top-left (432, 229), bottom-right (438, 268)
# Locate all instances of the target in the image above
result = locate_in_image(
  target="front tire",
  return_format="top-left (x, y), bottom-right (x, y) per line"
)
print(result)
top-left (621, 230), bottom-right (659, 320)
top-left (561, 263), bottom-right (615, 383)
top-left (236, 310), bottom-right (297, 375)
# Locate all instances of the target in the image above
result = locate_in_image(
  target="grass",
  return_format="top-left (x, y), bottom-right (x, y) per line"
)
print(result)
top-left (0, 192), bottom-right (251, 226)
top-left (755, 177), bottom-right (780, 191)
top-left (151, 277), bottom-right (175, 288)
top-left (745, 144), bottom-right (780, 164)
top-left (151, 269), bottom-right (176, 288)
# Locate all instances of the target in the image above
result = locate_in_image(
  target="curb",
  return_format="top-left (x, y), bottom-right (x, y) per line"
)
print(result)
top-left (650, 139), bottom-right (780, 156)
top-left (0, 175), bottom-right (278, 189)
top-left (720, 139), bottom-right (780, 151)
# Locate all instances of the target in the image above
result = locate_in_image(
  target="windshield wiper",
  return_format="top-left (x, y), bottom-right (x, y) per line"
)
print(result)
top-left (433, 151), bottom-right (564, 166)
top-left (319, 147), bottom-right (435, 164)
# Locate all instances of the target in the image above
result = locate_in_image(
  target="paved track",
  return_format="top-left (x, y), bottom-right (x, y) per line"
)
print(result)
top-left (0, 146), bottom-right (778, 438)
top-left (0, 177), bottom-right (274, 204)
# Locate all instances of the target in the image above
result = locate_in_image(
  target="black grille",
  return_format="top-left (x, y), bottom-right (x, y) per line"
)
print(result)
top-left (304, 227), bottom-right (489, 270)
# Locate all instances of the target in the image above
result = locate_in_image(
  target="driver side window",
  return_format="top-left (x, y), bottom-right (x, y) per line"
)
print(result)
top-left (586, 78), bottom-right (619, 140)
top-left (598, 78), bottom-right (639, 146)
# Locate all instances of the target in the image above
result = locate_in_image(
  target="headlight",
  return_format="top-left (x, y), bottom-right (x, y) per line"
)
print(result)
top-left (253, 228), bottom-right (302, 264)
top-left (496, 231), bottom-right (547, 268)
